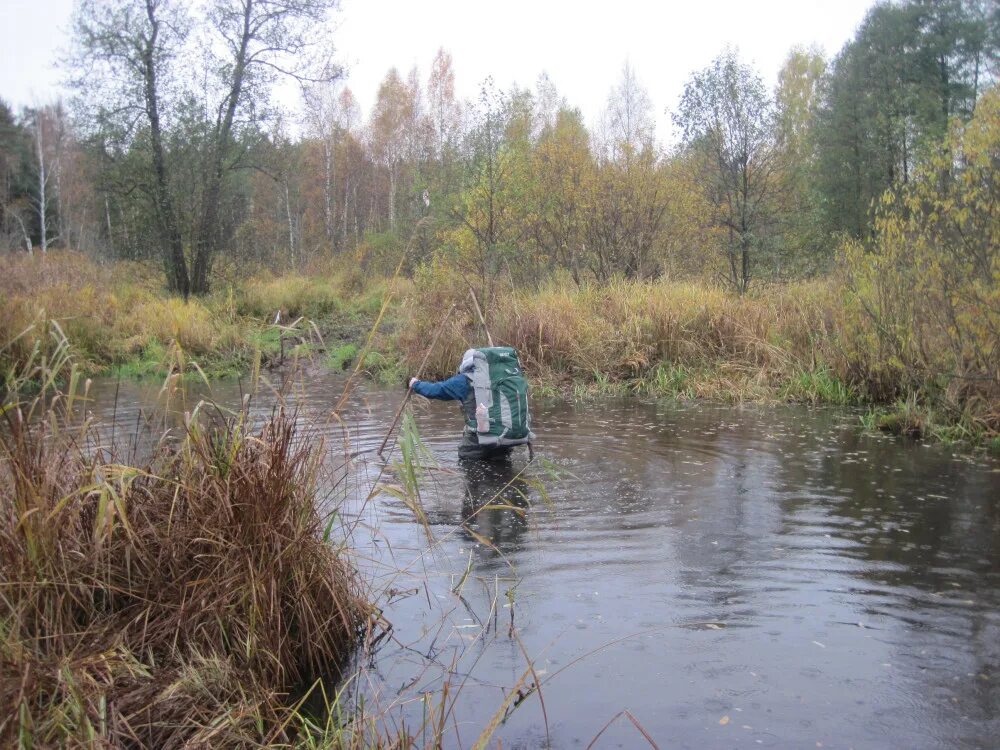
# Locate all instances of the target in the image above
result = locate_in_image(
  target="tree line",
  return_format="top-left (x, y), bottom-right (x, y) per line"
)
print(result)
top-left (0, 0), bottom-right (996, 299)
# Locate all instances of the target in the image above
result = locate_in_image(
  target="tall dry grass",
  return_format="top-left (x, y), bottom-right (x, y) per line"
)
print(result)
top-left (398, 271), bottom-right (844, 402)
top-left (398, 268), bottom-right (999, 443)
top-left (0, 252), bottom-right (248, 378)
top-left (0, 341), bottom-right (368, 748)
top-left (0, 252), bottom-right (401, 384)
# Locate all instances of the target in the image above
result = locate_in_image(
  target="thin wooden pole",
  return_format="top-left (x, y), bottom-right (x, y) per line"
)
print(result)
top-left (333, 215), bottom-right (433, 416)
top-left (468, 287), bottom-right (494, 347)
top-left (377, 301), bottom-right (457, 457)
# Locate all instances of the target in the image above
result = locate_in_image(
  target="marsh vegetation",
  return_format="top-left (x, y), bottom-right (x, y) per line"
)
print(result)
top-left (1, 0), bottom-right (999, 745)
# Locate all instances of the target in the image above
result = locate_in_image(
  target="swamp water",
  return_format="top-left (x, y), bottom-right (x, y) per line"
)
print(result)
top-left (87, 373), bottom-right (1000, 749)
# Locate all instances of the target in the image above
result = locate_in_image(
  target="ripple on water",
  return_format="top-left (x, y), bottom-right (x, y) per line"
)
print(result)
top-left (80, 376), bottom-right (1000, 750)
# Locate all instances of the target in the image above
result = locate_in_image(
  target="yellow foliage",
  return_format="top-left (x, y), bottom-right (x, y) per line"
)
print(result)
top-left (841, 86), bottom-right (1000, 426)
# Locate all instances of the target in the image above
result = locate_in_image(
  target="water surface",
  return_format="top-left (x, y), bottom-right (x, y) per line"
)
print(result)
top-left (87, 373), bottom-right (1000, 749)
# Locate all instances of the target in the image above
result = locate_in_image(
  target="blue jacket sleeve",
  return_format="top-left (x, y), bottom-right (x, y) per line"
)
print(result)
top-left (411, 373), bottom-right (469, 401)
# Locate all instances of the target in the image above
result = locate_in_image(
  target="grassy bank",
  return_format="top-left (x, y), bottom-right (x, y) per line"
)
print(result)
top-left (399, 274), bottom-right (839, 399)
top-left (0, 252), bottom-right (393, 383)
top-left (2, 252), bottom-right (996, 449)
top-left (398, 266), bottom-right (999, 449)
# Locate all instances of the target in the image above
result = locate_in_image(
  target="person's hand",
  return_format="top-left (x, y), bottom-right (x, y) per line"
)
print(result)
top-left (409, 377), bottom-right (418, 389)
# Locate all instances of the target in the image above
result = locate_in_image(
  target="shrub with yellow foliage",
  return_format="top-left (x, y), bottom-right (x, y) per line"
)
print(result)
top-left (840, 86), bottom-right (1000, 434)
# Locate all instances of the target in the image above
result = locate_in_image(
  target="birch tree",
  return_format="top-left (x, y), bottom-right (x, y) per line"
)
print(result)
top-left (590, 64), bottom-right (667, 280)
top-left (599, 61), bottom-right (655, 162)
top-left (303, 79), bottom-right (342, 248)
top-left (427, 48), bottom-right (462, 161)
top-left (674, 50), bottom-right (781, 294)
top-left (26, 104), bottom-right (69, 253)
top-left (369, 68), bottom-right (412, 232)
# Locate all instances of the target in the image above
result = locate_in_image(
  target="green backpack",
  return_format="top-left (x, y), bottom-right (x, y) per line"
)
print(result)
top-left (460, 347), bottom-right (534, 446)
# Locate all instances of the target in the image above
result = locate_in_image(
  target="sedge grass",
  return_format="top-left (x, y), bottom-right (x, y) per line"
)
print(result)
top-left (0, 338), bottom-right (370, 748)
top-left (396, 273), bottom-right (996, 446)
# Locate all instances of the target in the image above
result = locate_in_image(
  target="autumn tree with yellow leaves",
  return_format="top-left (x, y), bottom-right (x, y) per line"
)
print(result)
top-left (842, 86), bottom-right (1000, 431)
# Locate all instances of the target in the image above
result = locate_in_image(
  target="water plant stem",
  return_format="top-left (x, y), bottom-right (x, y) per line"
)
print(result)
top-left (377, 301), bottom-right (457, 457)
top-left (469, 287), bottom-right (494, 347)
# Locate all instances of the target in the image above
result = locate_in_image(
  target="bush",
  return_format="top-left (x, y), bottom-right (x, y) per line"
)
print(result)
top-left (840, 87), bottom-right (1000, 434)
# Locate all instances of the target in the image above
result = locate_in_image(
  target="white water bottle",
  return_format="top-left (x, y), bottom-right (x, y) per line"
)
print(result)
top-left (476, 403), bottom-right (490, 433)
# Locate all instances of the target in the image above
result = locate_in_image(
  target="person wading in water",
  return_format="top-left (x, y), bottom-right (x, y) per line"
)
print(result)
top-left (409, 346), bottom-right (534, 460)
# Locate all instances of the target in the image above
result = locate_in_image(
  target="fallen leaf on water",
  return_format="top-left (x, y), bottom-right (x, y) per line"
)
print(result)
top-left (719, 716), bottom-right (730, 726)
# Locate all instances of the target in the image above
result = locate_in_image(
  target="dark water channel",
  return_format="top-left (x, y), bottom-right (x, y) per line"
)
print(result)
top-left (87, 373), bottom-right (1000, 749)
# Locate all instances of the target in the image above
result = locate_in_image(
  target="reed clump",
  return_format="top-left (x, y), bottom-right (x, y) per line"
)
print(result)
top-left (0, 354), bottom-right (368, 747)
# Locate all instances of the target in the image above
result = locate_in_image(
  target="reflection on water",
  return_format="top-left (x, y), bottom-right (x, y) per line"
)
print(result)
top-left (459, 458), bottom-right (531, 560)
top-left (84, 373), bottom-right (1000, 749)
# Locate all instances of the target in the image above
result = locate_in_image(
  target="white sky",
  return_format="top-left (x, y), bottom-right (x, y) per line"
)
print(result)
top-left (2, 0), bottom-right (876, 144)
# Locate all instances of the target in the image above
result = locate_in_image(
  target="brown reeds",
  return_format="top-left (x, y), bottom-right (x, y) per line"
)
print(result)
top-left (0, 349), bottom-right (367, 748)
top-left (397, 274), bottom-right (844, 398)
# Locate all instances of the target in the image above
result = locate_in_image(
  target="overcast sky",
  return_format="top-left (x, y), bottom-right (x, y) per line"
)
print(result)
top-left (1, 0), bottom-right (876, 143)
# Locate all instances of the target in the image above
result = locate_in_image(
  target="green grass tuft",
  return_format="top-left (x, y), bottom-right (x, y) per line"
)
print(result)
top-left (638, 363), bottom-right (696, 399)
top-left (360, 349), bottom-right (404, 385)
top-left (327, 343), bottom-right (359, 371)
top-left (781, 367), bottom-right (855, 405)
top-left (110, 339), bottom-right (169, 378)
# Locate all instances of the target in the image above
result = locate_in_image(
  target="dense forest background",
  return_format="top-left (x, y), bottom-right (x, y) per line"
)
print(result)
top-left (2, 0), bottom-right (995, 295)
